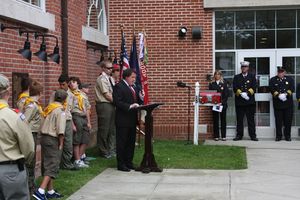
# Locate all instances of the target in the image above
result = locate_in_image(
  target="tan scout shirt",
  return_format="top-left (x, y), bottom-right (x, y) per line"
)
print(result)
top-left (82, 92), bottom-right (91, 112)
top-left (50, 89), bottom-right (74, 120)
top-left (71, 89), bottom-right (85, 115)
top-left (16, 92), bottom-right (29, 112)
top-left (23, 98), bottom-right (43, 133)
top-left (0, 100), bottom-right (35, 164)
top-left (95, 72), bottom-right (114, 103)
top-left (41, 102), bottom-right (66, 138)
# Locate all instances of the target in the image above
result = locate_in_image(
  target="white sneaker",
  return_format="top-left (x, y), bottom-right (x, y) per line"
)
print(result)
top-left (75, 160), bottom-right (89, 168)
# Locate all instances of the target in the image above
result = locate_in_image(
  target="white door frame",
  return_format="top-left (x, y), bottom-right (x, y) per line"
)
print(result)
top-left (237, 50), bottom-right (276, 138)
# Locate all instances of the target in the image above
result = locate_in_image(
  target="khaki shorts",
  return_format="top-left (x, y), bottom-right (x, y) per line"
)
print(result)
top-left (72, 114), bottom-right (90, 145)
top-left (41, 134), bottom-right (62, 179)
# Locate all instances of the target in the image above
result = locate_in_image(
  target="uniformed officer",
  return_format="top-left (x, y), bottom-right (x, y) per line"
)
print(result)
top-left (269, 66), bottom-right (294, 141)
top-left (209, 70), bottom-right (229, 141)
top-left (233, 61), bottom-right (258, 141)
top-left (0, 74), bottom-right (35, 200)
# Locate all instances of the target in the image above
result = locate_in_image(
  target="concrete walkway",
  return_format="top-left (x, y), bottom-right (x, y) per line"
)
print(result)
top-left (68, 140), bottom-right (300, 200)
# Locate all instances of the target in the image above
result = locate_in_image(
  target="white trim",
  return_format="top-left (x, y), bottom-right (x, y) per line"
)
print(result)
top-left (0, 0), bottom-right (55, 31)
top-left (82, 25), bottom-right (109, 47)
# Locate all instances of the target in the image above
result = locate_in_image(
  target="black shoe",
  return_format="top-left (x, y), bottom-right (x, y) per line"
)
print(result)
top-left (275, 138), bottom-right (281, 142)
top-left (233, 137), bottom-right (242, 141)
top-left (117, 166), bottom-right (130, 172)
top-left (285, 138), bottom-right (291, 141)
top-left (126, 165), bottom-right (135, 170)
top-left (251, 138), bottom-right (259, 141)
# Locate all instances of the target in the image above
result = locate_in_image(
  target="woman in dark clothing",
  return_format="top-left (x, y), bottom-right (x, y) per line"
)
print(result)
top-left (209, 70), bottom-right (229, 141)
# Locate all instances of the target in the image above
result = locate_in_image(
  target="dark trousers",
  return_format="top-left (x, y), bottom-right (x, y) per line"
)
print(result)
top-left (212, 106), bottom-right (227, 138)
top-left (116, 127), bottom-right (136, 168)
top-left (274, 107), bottom-right (293, 139)
top-left (235, 105), bottom-right (256, 139)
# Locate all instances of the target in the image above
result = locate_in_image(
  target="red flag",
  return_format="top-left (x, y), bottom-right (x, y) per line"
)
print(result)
top-left (139, 32), bottom-right (150, 105)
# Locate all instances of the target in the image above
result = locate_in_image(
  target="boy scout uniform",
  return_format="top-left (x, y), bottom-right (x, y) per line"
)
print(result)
top-left (71, 89), bottom-right (89, 145)
top-left (40, 101), bottom-right (66, 178)
top-left (50, 89), bottom-right (75, 169)
top-left (233, 62), bottom-right (258, 141)
top-left (23, 98), bottom-right (44, 194)
top-left (269, 69), bottom-right (294, 141)
top-left (0, 74), bottom-right (35, 200)
top-left (16, 91), bottom-right (29, 112)
top-left (95, 72), bottom-right (116, 157)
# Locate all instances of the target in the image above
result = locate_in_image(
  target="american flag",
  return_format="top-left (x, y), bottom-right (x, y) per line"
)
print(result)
top-left (120, 29), bottom-right (130, 79)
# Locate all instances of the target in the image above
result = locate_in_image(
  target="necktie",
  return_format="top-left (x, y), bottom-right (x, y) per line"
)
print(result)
top-left (130, 86), bottom-right (137, 102)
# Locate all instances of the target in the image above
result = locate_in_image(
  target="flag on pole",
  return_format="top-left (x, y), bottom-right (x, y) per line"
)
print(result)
top-left (120, 29), bottom-right (130, 79)
top-left (129, 34), bottom-right (142, 95)
top-left (138, 32), bottom-right (150, 104)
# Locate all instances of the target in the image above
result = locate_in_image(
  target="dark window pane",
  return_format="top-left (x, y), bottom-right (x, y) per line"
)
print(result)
top-left (298, 10), bottom-right (300, 28)
top-left (256, 30), bottom-right (275, 49)
top-left (257, 58), bottom-right (270, 75)
top-left (298, 30), bottom-right (300, 48)
top-left (277, 10), bottom-right (296, 28)
top-left (256, 10), bottom-right (275, 29)
top-left (244, 58), bottom-right (256, 75)
top-left (236, 11), bottom-right (255, 30)
top-left (277, 30), bottom-right (296, 48)
top-left (215, 31), bottom-right (234, 49)
top-left (296, 57), bottom-right (300, 74)
top-left (283, 57), bottom-right (295, 74)
top-left (215, 11), bottom-right (234, 30)
top-left (236, 31), bottom-right (254, 49)
top-left (215, 52), bottom-right (235, 71)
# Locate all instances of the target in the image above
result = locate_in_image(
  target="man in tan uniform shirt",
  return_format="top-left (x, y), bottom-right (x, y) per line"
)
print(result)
top-left (0, 74), bottom-right (35, 200)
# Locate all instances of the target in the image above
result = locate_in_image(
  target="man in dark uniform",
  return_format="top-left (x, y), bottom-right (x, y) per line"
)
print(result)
top-left (233, 61), bottom-right (258, 141)
top-left (269, 66), bottom-right (294, 141)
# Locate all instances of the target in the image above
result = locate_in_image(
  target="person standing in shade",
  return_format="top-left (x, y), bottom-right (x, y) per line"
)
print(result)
top-left (270, 66), bottom-right (294, 141)
top-left (0, 74), bottom-right (35, 200)
top-left (209, 70), bottom-right (229, 141)
top-left (233, 61), bottom-right (258, 141)
top-left (95, 61), bottom-right (116, 158)
top-left (17, 76), bottom-right (32, 112)
top-left (113, 68), bottom-right (142, 172)
top-left (50, 74), bottom-right (77, 170)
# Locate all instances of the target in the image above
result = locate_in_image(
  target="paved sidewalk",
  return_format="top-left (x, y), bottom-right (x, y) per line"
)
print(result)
top-left (68, 141), bottom-right (300, 200)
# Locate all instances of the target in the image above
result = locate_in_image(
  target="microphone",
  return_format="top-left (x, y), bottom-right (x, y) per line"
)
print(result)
top-left (177, 81), bottom-right (190, 88)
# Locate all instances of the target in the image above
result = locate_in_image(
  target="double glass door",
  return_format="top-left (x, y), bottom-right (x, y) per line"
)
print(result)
top-left (236, 50), bottom-right (300, 138)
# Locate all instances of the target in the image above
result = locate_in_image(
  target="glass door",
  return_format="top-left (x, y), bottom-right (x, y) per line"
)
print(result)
top-left (237, 51), bottom-right (276, 138)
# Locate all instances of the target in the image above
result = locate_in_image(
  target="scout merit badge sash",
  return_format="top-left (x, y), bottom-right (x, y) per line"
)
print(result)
top-left (43, 102), bottom-right (63, 118)
top-left (72, 90), bottom-right (84, 111)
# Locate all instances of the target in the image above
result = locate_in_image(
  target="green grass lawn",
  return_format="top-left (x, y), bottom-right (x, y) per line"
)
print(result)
top-left (43, 140), bottom-right (247, 199)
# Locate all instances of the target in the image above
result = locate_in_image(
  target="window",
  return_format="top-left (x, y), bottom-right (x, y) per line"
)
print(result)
top-left (12, 73), bottom-right (29, 108)
top-left (18, 0), bottom-right (45, 10)
top-left (87, 0), bottom-right (107, 34)
top-left (215, 9), bottom-right (300, 49)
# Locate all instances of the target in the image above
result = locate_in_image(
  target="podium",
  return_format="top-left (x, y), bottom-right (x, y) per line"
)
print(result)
top-left (135, 103), bottom-right (163, 173)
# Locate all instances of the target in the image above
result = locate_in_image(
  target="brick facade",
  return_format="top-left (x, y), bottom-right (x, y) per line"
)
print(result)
top-left (109, 0), bottom-right (214, 139)
top-left (0, 0), bottom-right (214, 141)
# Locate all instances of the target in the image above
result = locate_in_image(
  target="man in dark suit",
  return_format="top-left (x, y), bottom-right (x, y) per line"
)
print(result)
top-left (113, 68), bottom-right (142, 172)
top-left (233, 61), bottom-right (258, 141)
top-left (270, 66), bottom-right (294, 141)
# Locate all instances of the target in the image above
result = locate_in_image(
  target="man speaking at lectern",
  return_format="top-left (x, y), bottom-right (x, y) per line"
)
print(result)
top-left (113, 68), bottom-right (142, 172)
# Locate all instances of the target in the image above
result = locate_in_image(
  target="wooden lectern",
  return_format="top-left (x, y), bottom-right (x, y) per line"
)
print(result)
top-left (135, 103), bottom-right (163, 173)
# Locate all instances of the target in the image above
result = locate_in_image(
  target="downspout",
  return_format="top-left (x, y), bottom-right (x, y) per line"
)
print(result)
top-left (61, 0), bottom-right (68, 75)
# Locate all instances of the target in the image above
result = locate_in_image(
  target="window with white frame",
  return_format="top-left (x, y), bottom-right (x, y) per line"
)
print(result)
top-left (18, 0), bottom-right (45, 10)
top-left (87, 0), bottom-right (107, 35)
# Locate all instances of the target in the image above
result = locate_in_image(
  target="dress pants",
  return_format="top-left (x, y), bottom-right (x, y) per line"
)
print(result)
top-left (235, 105), bottom-right (256, 139)
top-left (116, 126), bottom-right (136, 168)
top-left (274, 107), bottom-right (293, 140)
top-left (212, 105), bottom-right (227, 138)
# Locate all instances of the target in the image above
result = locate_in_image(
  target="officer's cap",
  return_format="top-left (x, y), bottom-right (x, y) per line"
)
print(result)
top-left (0, 74), bottom-right (10, 93)
top-left (240, 61), bottom-right (250, 67)
top-left (54, 89), bottom-right (68, 102)
top-left (277, 66), bottom-right (286, 72)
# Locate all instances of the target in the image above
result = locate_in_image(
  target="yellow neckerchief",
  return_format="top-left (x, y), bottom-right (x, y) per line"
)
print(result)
top-left (24, 97), bottom-right (35, 107)
top-left (18, 92), bottom-right (29, 100)
top-left (43, 102), bottom-right (62, 118)
top-left (71, 89), bottom-right (83, 111)
top-left (0, 102), bottom-right (8, 110)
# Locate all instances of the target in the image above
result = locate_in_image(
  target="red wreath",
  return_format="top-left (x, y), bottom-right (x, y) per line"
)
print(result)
top-left (200, 96), bottom-right (208, 104)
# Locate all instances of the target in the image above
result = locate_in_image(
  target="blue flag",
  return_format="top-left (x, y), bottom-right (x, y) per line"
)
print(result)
top-left (129, 34), bottom-right (142, 94)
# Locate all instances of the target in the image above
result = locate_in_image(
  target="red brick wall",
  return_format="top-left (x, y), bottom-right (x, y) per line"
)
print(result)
top-left (109, 0), bottom-right (214, 139)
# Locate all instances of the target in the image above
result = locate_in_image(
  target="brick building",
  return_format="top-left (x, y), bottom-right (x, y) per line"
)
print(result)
top-left (1, 0), bottom-right (300, 141)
